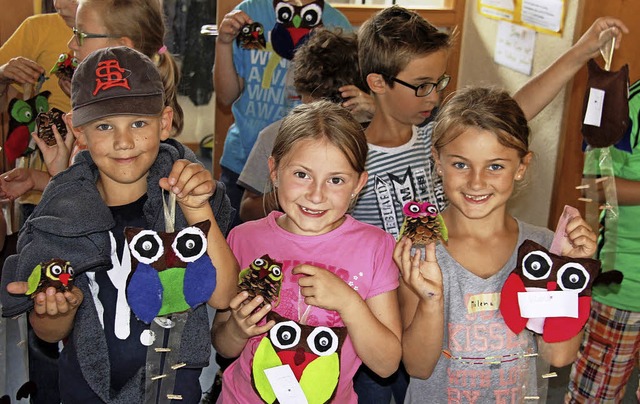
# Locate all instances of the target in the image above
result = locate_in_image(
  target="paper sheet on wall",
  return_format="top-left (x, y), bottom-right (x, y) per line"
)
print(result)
top-left (521, 0), bottom-right (563, 32)
top-left (494, 21), bottom-right (536, 75)
top-left (478, 0), bottom-right (515, 20)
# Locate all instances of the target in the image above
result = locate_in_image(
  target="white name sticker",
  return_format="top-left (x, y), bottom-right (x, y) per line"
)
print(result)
top-left (264, 365), bottom-right (308, 404)
top-left (518, 290), bottom-right (579, 318)
top-left (583, 87), bottom-right (605, 127)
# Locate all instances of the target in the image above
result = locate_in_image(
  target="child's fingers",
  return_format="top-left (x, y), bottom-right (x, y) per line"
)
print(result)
top-left (229, 291), bottom-right (251, 310)
top-left (291, 264), bottom-right (316, 277)
top-left (6, 281), bottom-right (28, 294)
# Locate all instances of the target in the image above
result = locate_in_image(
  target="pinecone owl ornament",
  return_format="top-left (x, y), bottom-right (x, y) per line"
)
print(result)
top-left (237, 22), bottom-right (267, 50)
top-left (26, 258), bottom-right (74, 296)
top-left (399, 200), bottom-right (448, 245)
top-left (124, 220), bottom-right (217, 324)
top-left (238, 254), bottom-right (284, 308)
top-left (500, 239), bottom-right (601, 342)
top-left (252, 311), bottom-right (347, 403)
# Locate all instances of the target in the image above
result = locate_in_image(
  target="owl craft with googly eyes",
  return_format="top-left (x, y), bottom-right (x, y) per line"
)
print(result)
top-left (500, 239), bottom-right (601, 343)
top-left (124, 220), bottom-right (216, 324)
top-left (26, 258), bottom-right (75, 297)
top-left (252, 311), bottom-right (347, 403)
top-left (271, 0), bottom-right (324, 60)
top-left (399, 200), bottom-right (448, 245)
top-left (238, 254), bottom-right (284, 308)
top-left (237, 22), bottom-right (267, 50)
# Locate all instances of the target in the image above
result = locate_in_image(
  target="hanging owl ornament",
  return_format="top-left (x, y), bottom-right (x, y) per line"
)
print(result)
top-left (239, 254), bottom-right (284, 308)
top-left (124, 220), bottom-right (216, 324)
top-left (26, 258), bottom-right (74, 297)
top-left (399, 200), bottom-right (448, 245)
top-left (500, 239), bottom-right (601, 343)
top-left (237, 22), bottom-right (267, 50)
top-left (271, 0), bottom-right (324, 60)
top-left (252, 311), bottom-right (347, 404)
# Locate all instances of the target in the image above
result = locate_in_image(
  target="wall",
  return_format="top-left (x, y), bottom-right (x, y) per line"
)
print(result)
top-left (457, 1), bottom-right (581, 227)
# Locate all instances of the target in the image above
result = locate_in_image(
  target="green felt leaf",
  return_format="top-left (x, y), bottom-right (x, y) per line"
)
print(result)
top-left (252, 337), bottom-right (282, 404)
top-left (26, 264), bottom-right (42, 295)
top-left (299, 353), bottom-right (340, 404)
top-left (438, 214), bottom-right (448, 242)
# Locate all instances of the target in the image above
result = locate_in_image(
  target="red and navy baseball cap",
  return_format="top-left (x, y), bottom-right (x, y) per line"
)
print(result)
top-left (71, 46), bottom-right (164, 127)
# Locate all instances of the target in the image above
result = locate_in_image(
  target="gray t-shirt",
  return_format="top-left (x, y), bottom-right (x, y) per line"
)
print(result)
top-left (237, 119), bottom-right (282, 195)
top-left (405, 220), bottom-right (554, 404)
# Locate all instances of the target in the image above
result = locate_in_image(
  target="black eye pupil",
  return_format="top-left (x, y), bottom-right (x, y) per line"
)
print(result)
top-left (276, 326), bottom-right (297, 345)
top-left (561, 267), bottom-right (587, 289)
top-left (313, 331), bottom-right (334, 353)
top-left (176, 233), bottom-right (203, 258)
top-left (523, 254), bottom-right (551, 279)
top-left (135, 235), bottom-right (160, 259)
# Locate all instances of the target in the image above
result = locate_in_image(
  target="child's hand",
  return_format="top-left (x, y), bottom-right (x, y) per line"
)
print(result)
top-left (0, 57), bottom-right (44, 86)
top-left (393, 238), bottom-right (443, 301)
top-left (58, 76), bottom-right (71, 97)
top-left (7, 282), bottom-right (83, 316)
top-left (160, 159), bottom-right (214, 210)
top-left (33, 123), bottom-right (75, 177)
top-left (293, 264), bottom-right (359, 312)
top-left (217, 10), bottom-right (253, 45)
top-left (339, 85), bottom-right (375, 121)
top-left (0, 168), bottom-right (35, 200)
top-left (574, 17), bottom-right (628, 61)
top-left (561, 216), bottom-right (597, 259)
top-left (228, 291), bottom-right (275, 340)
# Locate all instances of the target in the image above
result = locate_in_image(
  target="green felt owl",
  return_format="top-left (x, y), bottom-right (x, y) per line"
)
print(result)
top-left (26, 259), bottom-right (74, 296)
top-left (239, 255), bottom-right (283, 307)
top-left (252, 312), bottom-right (347, 404)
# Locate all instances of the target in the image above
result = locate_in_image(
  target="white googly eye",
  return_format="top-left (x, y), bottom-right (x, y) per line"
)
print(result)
top-left (130, 230), bottom-right (164, 264)
top-left (557, 262), bottom-right (590, 293)
top-left (408, 203), bottom-right (421, 214)
top-left (300, 3), bottom-right (322, 26)
top-left (275, 3), bottom-right (295, 23)
top-left (307, 326), bottom-right (339, 356)
top-left (50, 264), bottom-right (63, 276)
top-left (522, 250), bottom-right (552, 280)
top-left (253, 257), bottom-right (266, 267)
top-left (172, 226), bottom-right (207, 263)
top-left (67, 266), bottom-right (75, 276)
top-left (270, 321), bottom-right (301, 349)
top-left (426, 205), bottom-right (438, 215)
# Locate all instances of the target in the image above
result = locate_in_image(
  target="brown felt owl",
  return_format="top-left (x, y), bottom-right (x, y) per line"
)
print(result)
top-left (237, 22), bottom-right (267, 50)
top-left (238, 254), bottom-right (283, 307)
top-left (26, 259), bottom-right (74, 296)
top-left (500, 239), bottom-right (601, 342)
top-left (271, 0), bottom-right (324, 60)
top-left (399, 200), bottom-right (448, 244)
top-left (252, 311), bottom-right (347, 403)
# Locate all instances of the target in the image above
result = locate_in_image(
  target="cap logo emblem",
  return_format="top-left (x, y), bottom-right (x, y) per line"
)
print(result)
top-left (93, 59), bottom-right (131, 95)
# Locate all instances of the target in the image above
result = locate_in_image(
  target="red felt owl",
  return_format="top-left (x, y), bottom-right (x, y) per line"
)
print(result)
top-left (500, 239), bottom-right (601, 342)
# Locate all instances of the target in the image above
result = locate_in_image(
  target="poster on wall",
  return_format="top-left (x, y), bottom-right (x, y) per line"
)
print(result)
top-left (478, 0), bottom-right (565, 35)
top-left (494, 21), bottom-right (536, 75)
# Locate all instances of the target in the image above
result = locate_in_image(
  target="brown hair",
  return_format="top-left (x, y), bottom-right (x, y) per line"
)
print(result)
top-left (272, 100), bottom-right (368, 173)
top-left (293, 28), bottom-right (366, 102)
top-left (433, 87), bottom-right (530, 158)
top-left (358, 5), bottom-right (453, 87)
top-left (79, 0), bottom-right (184, 135)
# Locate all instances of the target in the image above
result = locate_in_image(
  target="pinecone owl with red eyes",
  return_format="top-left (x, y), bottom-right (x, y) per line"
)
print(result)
top-left (399, 200), bottom-right (448, 245)
top-left (500, 239), bottom-right (601, 342)
top-left (239, 254), bottom-right (284, 308)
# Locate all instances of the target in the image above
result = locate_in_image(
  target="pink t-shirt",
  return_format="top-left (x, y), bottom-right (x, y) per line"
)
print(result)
top-left (218, 212), bottom-right (399, 403)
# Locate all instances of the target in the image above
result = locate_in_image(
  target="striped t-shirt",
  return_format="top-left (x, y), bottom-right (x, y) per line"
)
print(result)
top-left (351, 122), bottom-right (446, 240)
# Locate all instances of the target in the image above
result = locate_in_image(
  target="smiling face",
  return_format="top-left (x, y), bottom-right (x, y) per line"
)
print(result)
top-left (68, 2), bottom-right (123, 62)
top-left (269, 138), bottom-right (367, 236)
top-left (72, 107), bottom-right (172, 204)
top-left (376, 50), bottom-right (448, 127)
top-left (435, 126), bottom-right (531, 221)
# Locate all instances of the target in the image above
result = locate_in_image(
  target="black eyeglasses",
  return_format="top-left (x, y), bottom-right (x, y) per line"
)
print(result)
top-left (72, 27), bottom-right (119, 46)
top-left (389, 75), bottom-right (451, 97)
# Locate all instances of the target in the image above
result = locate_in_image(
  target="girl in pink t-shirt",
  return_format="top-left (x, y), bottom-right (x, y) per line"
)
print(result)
top-left (212, 100), bottom-right (402, 403)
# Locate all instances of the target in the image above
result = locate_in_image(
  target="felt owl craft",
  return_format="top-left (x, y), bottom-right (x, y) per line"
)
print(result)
top-left (36, 107), bottom-right (67, 146)
top-left (500, 239), bottom-right (601, 343)
top-left (26, 258), bottom-right (74, 297)
top-left (271, 0), bottom-right (324, 60)
top-left (252, 312), bottom-right (347, 403)
top-left (124, 220), bottom-right (216, 324)
top-left (239, 254), bottom-right (284, 307)
top-left (49, 52), bottom-right (78, 82)
top-left (399, 200), bottom-right (448, 244)
top-left (5, 91), bottom-right (51, 163)
top-left (237, 22), bottom-right (267, 50)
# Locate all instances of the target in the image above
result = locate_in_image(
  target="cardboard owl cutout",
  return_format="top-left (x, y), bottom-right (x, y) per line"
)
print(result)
top-left (252, 311), bottom-right (347, 404)
top-left (124, 220), bottom-right (216, 324)
top-left (399, 200), bottom-right (448, 245)
top-left (500, 239), bottom-right (601, 343)
top-left (26, 258), bottom-right (74, 297)
top-left (239, 254), bottom-right (284, 307)
top-left (271, 0), bottom-right (324, 60)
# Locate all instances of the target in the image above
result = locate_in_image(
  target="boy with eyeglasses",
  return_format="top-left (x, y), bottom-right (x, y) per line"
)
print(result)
top-left (353, 5), bottom-right (628, 403)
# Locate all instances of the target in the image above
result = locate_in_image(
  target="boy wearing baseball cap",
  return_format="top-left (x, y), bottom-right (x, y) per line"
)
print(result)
top-left (1, 47), bottom-right (238, 403)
